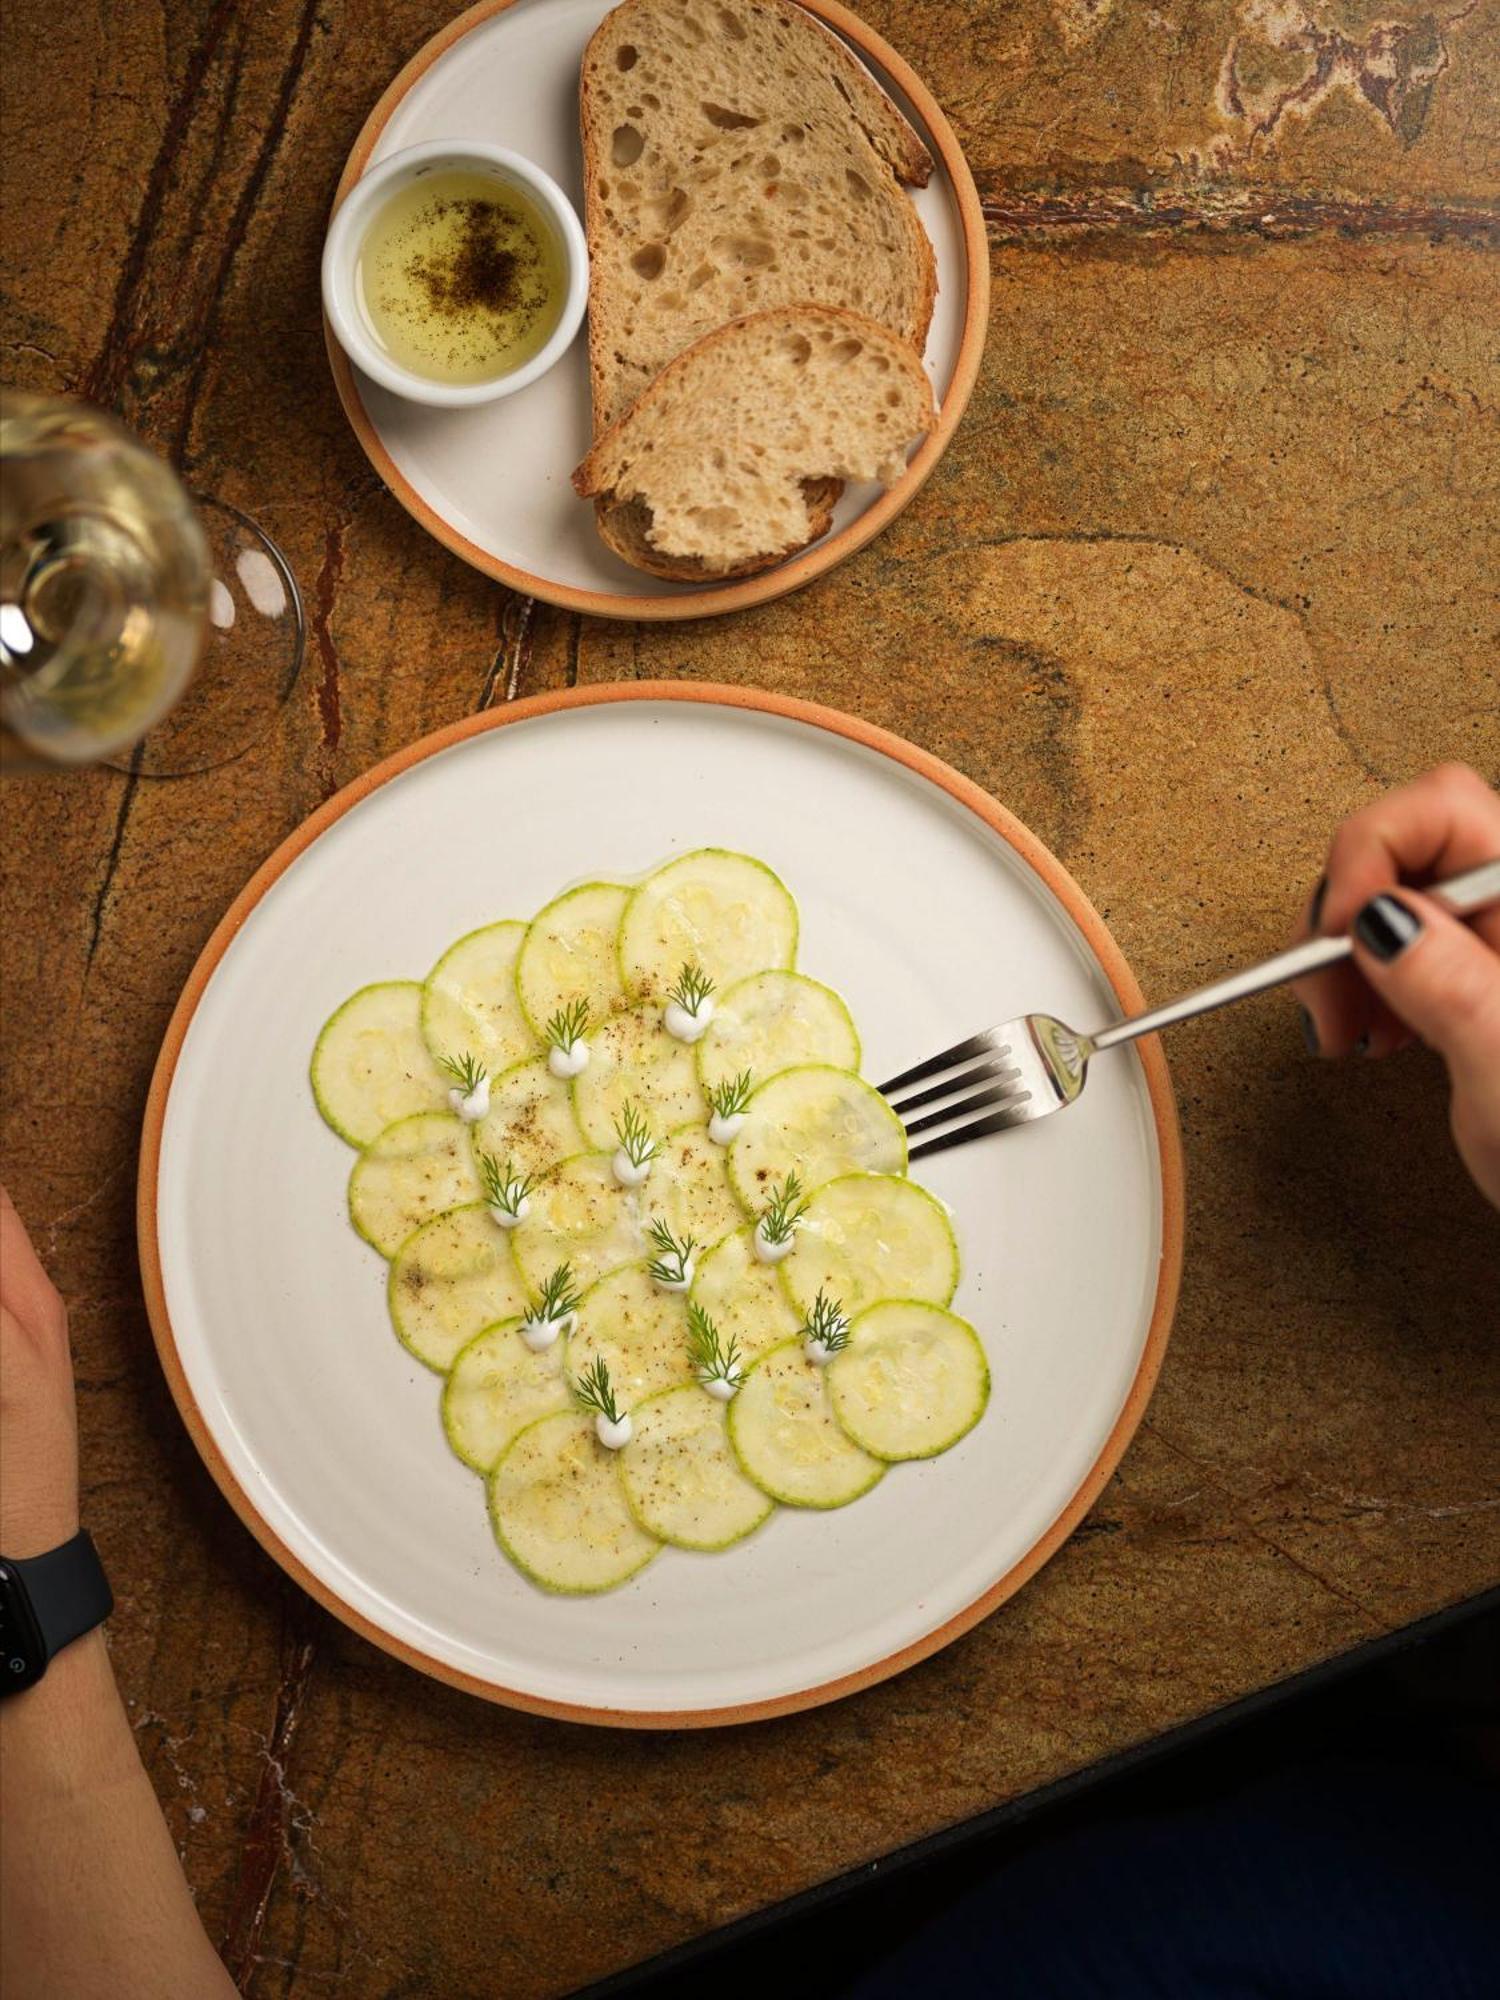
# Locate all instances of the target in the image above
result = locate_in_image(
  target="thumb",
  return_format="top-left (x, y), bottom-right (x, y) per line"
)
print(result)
top-left (1351, 890), bottom-right (1500, 1074)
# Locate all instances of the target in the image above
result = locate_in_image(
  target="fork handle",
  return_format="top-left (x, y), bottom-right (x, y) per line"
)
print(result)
top-left (1087, 859), bottom-right (1500, 1055)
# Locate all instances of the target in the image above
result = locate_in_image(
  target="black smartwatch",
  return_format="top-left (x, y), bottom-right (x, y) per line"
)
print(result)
top-left (0, 1531), bottom-right (113, 1695)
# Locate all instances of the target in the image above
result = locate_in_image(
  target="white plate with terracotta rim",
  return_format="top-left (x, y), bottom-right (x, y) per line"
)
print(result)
top-left (139, 685), bottom-right (1182, 1728)
top-left (324, 0), bottom-right (989, 621)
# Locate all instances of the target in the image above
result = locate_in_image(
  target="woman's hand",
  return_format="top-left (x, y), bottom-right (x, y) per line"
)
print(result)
top-left (1293, 762), bottom-right (1500, 1209)
top-left (0, 1186), bottom-right (80, 1556)
top-left (1, 1188), bottom-right (238, 2000)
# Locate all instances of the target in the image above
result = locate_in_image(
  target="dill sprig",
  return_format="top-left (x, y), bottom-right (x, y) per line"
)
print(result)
top-left (439, 1050), bottom-right (487, 1096)
top-left (476, 1148), bottom-right (536, 1216)
top-left (532, 1263), bottom-right (582, 1324)
top-left (706, 1069), bottom-right (754, 1121)
top-left (667, 962), bottom-right (715, 1014)
top-left (645, 1216), bottom-right (697, 1287)
top-left (614, 1099), bottom-right (658, 1169)
top-left (687, 1301), bottom-right (743, 1387)
top-left (802, 1287), bottom-right (850, 1355)
top-left (544, 998), bottom-right (590, 1052)
top-left (574, 1355), bottom-right (624, 1426)
top-left (758, 1170), bottom-right (809, 1247)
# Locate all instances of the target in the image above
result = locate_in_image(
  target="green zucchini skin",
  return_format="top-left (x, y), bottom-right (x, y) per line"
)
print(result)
top-left (619, 1386), bottom-right (774, 1551)
top-left (312, 981), bottom-right (448, 1146)
top-left (727, 1337), bottom-right (886, 1510)
top-left (315, 851), bottom-right (982, 1594)
top-left (827, 1302), bottom-right (989, 1462)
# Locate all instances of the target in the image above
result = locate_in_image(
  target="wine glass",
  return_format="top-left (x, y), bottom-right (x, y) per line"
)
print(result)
top-left (0, 390), bottom-right (304, 776)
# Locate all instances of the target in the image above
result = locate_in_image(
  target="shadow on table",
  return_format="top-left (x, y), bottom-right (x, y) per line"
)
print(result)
top-left (583, 1594), bottom-right (1500, 2000)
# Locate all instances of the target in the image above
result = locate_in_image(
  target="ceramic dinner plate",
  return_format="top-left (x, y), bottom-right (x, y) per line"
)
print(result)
top-left (141, 686), bottom-right (1181, 1727)
top-left (326, 0), bottom-right (988, 619)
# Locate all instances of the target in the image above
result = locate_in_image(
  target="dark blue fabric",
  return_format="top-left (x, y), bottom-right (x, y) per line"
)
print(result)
top-left (842, 1762), bottom-right (1500, 2000)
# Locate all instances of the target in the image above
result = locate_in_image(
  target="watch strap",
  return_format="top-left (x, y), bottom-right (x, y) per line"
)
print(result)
top-left (12, 1530), bottom-right (113, 1660)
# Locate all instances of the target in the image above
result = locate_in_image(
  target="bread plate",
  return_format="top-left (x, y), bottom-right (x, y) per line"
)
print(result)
top-left (325, 0), bottom-right (988, 620)
top-left (139, 685), bottom-right (1181, 1726)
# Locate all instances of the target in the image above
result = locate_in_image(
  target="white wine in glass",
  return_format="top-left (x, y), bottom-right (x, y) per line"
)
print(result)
top-left (0, 390), bottom-right (304, 775)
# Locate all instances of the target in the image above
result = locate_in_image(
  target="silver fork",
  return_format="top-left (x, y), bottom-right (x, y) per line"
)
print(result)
top-left (880, 860), bottom-right (1500, 1159)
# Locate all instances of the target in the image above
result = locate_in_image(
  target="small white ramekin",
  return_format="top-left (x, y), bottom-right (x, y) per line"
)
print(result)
top-left (322, 140), bottom-right (589, 409)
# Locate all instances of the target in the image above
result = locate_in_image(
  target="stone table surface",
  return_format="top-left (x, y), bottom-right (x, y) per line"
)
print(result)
top-left (2, 1), bottom-right (1498, 1994)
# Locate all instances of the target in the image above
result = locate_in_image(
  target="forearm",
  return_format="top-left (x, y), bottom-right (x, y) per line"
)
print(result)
top-left (0, 1631), bottom-right (237, 2000)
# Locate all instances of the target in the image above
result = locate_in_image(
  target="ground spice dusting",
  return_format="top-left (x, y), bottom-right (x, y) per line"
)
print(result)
top-left (407, 198), bottom-right (523, 319)
top-left (364, 169), bottom-right (562, 381)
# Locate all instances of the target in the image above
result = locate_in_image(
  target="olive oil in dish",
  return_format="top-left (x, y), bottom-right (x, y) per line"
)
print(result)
top-left (356, 170), bottom-right (565, 386)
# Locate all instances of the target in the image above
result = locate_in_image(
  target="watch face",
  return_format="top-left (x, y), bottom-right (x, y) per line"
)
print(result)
top-left (0, 1560), bottom-right (46, 1693)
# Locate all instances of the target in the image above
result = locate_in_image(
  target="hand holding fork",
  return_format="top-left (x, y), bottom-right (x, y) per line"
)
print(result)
top-left (880, 766), bottom-right (1500, 1209)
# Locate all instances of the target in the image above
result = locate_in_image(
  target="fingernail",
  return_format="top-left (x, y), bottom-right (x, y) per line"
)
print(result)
top-left (1354, 893), bottom-right (1422, 963)
top-left (1309, 875), bottom-right (1328, 930)
top-left (1353, 1032), bottom-right (1371, 1056)
top-left (1299, 1005), bottom-right (1320, 1054)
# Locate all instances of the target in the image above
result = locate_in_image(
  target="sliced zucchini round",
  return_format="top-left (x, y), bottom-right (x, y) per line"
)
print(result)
top-left (348, 1113), bottom-right (482, 1259)
top-left (311, 982), bottom-right (448, 1147)
top-left (619, 1386), bottom-right (774, 1550)
top-left (619, 849), bottom-right (797, 1002)
top-left (643, 1124), bottom-right (744, 1254)
top-left (388, 1203), bottom-right (528, 1371)
top-left (565, 1262), bottom-right (693, 1409)
top-left (489, 1410), bottom-right (659, 1594)
top-left (782, 1173), bottom-right (959, 1320)
top-left (696, 971), bottom-right (859, 1096)
top-left (827, 1302), bottom-right (989, 1461)
top-left (469, 1055), bottom-right (584, 1180)
top-left (689, 1225), bottom-right (801, 1361)
top-left (727, 1337), bottom-right (885, 1509)
top-left (571, 1005), bottom-right (705, 1150)
top-left (421, 921), bottom-right (535, 1075)
top-left (510, 1152), bottom-right (643, 1297)
top-left (516, 881), bottom-right (629, 1038)
top-left (442, 1317), bottom-right (573, 1471)
top-left (726, 1065), bottom-right (906, 1208)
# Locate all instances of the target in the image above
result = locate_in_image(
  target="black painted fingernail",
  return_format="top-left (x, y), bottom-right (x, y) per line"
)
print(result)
top-left (1309, 875), bottom-right (1328, 930)
top-left (1299, 1005), bottom-right (1320, 1054)
top-left (1354, 893), bottom-right (1422, 963)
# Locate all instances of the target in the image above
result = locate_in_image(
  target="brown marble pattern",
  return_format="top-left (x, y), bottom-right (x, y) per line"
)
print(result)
top-left (2, 2), bottom-right (1498, 1994)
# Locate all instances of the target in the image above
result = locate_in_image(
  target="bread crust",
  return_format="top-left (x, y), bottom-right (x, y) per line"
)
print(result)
top-left (591, 479), bottom-right (843, 582)
top-left (573, 304), bottom-right (933, 581)
top-left (579, 0), bottom-right (937, 434)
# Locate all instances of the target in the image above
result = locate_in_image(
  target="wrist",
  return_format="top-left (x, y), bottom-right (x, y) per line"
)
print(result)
top-left (0, 1494), bottom-right (81, 1559)
top-left (0, 1629), bottom-right (141, 1794)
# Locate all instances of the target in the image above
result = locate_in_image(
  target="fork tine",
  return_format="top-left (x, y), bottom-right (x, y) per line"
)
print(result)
top-left (901, 1076), bottom-right (1033, 1140)
top-left (908, 1097), bottom-right (1036, 1160)
top-left (878, 1029), bottom-right (1001, 1097)
top-left (886, 1054), bottom-right (1020, 1116)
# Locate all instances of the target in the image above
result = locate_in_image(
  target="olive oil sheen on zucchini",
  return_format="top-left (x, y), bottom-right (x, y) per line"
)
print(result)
top-left (356, 171), bottom-right (565, 385)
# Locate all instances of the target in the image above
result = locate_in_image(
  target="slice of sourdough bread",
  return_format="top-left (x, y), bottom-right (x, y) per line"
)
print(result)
top-left (580, 0), bottom-right (936, 430)
top-left (572, 305), bottom-right (935, 580)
